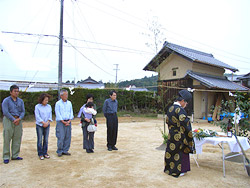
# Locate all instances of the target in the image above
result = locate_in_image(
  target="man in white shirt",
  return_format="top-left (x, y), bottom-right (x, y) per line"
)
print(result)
top-left (55, 89), bottom-right (74, 157)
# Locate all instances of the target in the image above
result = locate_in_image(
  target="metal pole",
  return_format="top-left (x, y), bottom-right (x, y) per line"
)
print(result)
top-left (58, 0), bottom-right (64, 100)
top-left (113, 64), bottom-right (119, 83)
top-left (222, 142), bottom-right (226, 177)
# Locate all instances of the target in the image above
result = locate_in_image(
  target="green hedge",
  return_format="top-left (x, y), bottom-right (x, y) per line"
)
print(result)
top-left (0, 88), bottom-right (158, 119)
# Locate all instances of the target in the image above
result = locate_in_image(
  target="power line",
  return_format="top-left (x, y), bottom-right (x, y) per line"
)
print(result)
top-left (163, 28), bottom-right (250, 61)
top-left (74, 0), bottom-right (113, 70)
top-left (64, 5), bottom-right (115, 70)
top-left (92, 0), bottom-right (146, 23)
top-left (1, 31), bottom-right (58, 38)
top-left (32, 0), bottom-right (57, 57)
top-left (2, 30), bottom-right (249, 65)
top-left (77, 0), bottom-right (147, 30)
top-left (65, 37), bottom-right (153, 54)
top-left (78, 1), bottom-right (250, 61)
top-left (13, 39), bottom-right (154, 55)
top-left (65, 39), bottom-right (115, 77)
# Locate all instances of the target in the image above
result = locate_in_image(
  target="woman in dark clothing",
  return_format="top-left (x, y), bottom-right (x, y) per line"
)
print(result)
top-left (164, 90), bottom-right (195, 177)
top-left (77, 94), bottom-right (97, 153)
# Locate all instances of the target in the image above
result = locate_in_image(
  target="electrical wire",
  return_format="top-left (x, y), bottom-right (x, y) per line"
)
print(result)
top-left (78, 1), bottom-right (250, 62)
top-left (77, 0), bottom-right (147, 30)
top-left (13, 39), bottom-right (154, 55)
top-left (92, 0), bottom-right (146, 23)
top-left (65, 37), bottom-right (153, 54)
top-left (64, 6), bottom-right (114, 70)
top-left (74, 0), bottom-right (113, 69)
top-left (65, 39), bottom-right (115, 77)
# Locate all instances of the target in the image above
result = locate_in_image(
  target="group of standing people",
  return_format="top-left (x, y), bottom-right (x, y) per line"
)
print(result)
top-left (2, 85), bottom-right (119, 164)
top-left (2, 84), bottom-right (195, 179)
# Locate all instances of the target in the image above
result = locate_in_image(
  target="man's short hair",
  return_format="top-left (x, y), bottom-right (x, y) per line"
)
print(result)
top-left (60, 89), bottom-right (68, 96)
top-left (109, 90), bottom-right (116, 96)
top-left (10, 85), bottom-right (19, 92)
top-left (86, 94), bottom-right (94, 101)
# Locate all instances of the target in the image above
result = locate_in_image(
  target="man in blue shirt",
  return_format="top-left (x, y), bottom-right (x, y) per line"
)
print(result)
top-left (103, 90), bottom-right (118, 151)
top-left (2, 85), bottom-right (25, 164)
top-left (55, 89), bottom-right (74, 157)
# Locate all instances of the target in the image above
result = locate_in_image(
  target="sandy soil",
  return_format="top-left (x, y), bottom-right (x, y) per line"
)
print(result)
top-left (0, 117), bottom-right (250, 188)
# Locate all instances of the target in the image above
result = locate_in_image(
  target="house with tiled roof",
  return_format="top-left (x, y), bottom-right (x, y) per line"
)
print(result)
top-left (237, 72), bottom-right (250, 88)
top-left (143, 41), bottom-right (249, 119)
top-left (76, 76), bottom-right (104, 89)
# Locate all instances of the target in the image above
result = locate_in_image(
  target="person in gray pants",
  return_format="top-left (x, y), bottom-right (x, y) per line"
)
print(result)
top-left (78, 94), bottom-right (97, 153)
top-left (2, 85), bottom-right (25, 164)
top-left (55, 89), bottom-right (74, 157)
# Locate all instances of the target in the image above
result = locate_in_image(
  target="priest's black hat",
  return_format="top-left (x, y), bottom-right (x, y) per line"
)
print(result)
top-left (178, 89), bottom-right (192, 102)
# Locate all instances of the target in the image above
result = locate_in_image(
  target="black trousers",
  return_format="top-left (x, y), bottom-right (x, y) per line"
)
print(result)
top-left (82, 125), bottom-right (94, 150)
top-left (106, 114), bottom-right (118, 148)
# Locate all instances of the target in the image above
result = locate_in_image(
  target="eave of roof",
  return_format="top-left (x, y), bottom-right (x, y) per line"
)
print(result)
top-left (143, 41), bottom-right (238, 72)
top-left (186, 70), bottom-right (249, 91)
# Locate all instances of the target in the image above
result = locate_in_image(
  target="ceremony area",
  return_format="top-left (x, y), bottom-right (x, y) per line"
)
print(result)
top-left (0, 117), bottom-right (250, 187)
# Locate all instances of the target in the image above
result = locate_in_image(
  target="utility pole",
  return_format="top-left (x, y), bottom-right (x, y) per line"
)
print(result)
top-left (58, 0), bottom-right (64, 99)
top-left (113, 64), bottom-right (119, 83)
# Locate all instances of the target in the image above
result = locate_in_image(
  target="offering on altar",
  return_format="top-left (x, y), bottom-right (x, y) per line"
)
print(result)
top-left (193, 128), bottom-right (217, 140)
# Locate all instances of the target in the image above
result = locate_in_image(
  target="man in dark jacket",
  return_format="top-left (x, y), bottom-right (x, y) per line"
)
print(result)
top-left (103, 90), bottom-right (118, 151)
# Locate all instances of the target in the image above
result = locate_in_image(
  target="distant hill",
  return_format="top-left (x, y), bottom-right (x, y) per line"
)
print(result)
top-left (118, 75), bottom-right (158, 91)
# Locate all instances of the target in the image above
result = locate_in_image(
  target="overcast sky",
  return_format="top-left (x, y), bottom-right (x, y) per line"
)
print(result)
top-left (0, 0), bottom-right (250, 83)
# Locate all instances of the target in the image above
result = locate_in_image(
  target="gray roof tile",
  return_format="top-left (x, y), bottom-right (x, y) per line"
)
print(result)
top-left (186, 70), bottom-right (248, 91)
top-left (165, 42), bottom-right (238, 71)
top-left (143, 41), bottom-right (238, 72)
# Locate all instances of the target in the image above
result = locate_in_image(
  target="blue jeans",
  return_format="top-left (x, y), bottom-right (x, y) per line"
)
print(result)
top-left (36, 124), bottom-right (50, 156)
top-left (56, 121), bottom-right (71, 154)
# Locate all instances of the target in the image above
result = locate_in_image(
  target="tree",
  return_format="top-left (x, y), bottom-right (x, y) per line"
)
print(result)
top-left (142, 16), bottom-right (166, 54)
top-left (214, 92), bottom-right (250, 141)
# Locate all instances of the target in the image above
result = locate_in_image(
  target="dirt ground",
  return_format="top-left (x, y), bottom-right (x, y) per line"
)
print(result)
top-left (0, 117), bottom-right (250, 188)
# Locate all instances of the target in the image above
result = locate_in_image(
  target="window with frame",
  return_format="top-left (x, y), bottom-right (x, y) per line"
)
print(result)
top-left (172, 67), bottom-right (178, 76)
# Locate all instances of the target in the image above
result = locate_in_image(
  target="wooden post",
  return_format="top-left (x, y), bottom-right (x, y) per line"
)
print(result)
top-left (204, 92), bottom-right (208, 119)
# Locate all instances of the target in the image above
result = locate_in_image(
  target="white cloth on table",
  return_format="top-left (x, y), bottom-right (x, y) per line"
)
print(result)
top-left (194, 136), bottom-right (250, 154)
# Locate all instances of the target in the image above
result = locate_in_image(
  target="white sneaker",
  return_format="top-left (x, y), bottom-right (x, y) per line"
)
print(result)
top-left (179, 173), bottom-right (185, 177)
top-left (39, 156), bottom-right (44, 160)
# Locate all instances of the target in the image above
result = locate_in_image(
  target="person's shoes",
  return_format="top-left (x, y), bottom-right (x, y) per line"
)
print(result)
top-left (12, 157), bottom-right (23, 160)
top-left (90, 149), bottom-right (94, 153)
top-left (39, 156), bottom-right (44, 160)
top-left (107, 147), bottom-right (112, 151)
top-left (62, 152), bottom-right (71, 156)
top-left (44, 154), bottom-right (50, 159)
top-left (112, 146), bottom-right (118, 150)
top-left (4, 159), bottom-right (9, 164)
top-left (58, 153), bottom-right (62, 157)
top-left (86, 149), bottom-right (91, 153)
top-left (179, 173), bottom-right (185, 177)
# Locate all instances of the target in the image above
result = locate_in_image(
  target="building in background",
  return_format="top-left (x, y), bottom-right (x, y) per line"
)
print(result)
top-left (0, 80), bottom-right (74, 92)
top-left (76, 76), bottom-right (104, 89)
top-left (237, 72), bottom-right (250, 88)
top-left (143, 41), bottom-right (249, 119)
top-left (125, 85), bottom-right (148, 92)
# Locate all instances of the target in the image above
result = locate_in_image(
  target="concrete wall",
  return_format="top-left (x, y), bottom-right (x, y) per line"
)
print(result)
top-left (193, 91), bottom-right (202, 118)
top-left (193, 90), bottom-right (216, 119)
top-left (155, 53), bottom-right (224, 119)
top-left (157, 53), bottom-right (225, 81)
top-left (156, 53), bottom-right (192, 80)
